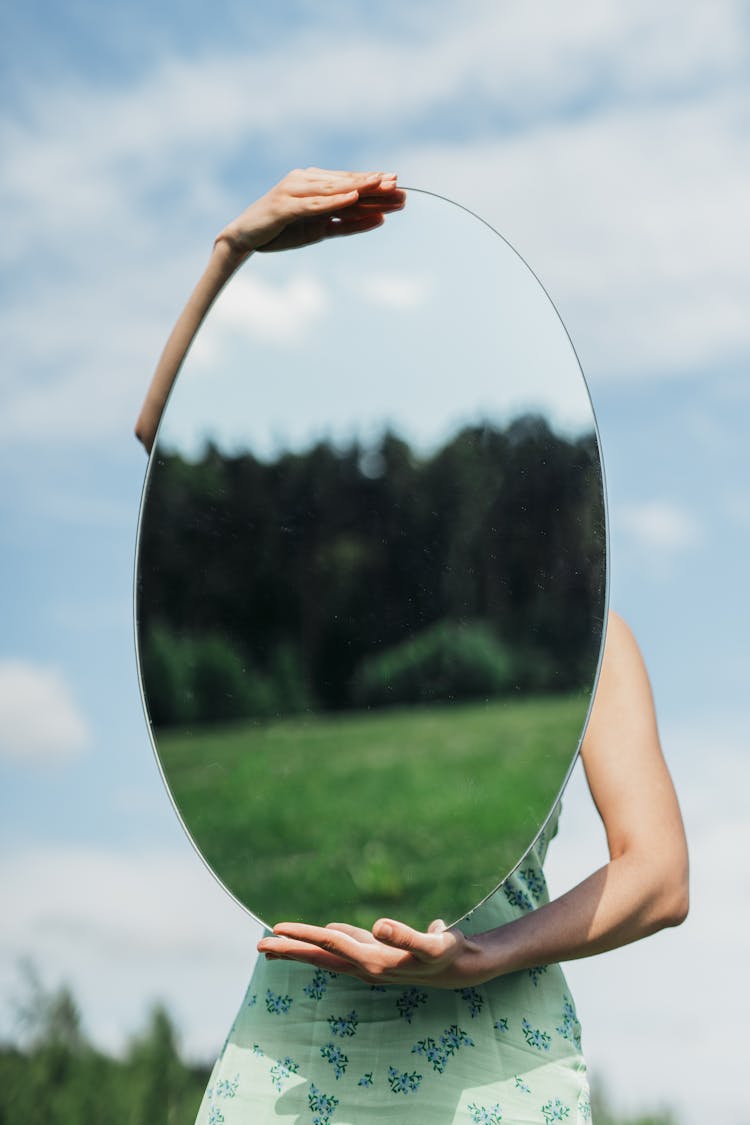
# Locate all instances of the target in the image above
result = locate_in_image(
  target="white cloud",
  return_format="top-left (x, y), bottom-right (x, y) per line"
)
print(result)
top-left (357, 273), bottom-right (433, 310)
top-left (619, 500), bottom-right (703, 553)
top-left (191, 273), bottom-right (328, 362)
top-left (395, 94), bottom-right (750, 384)
top-left (0, 0), bottom-right (748, 456)
top-left (0, 661), bottom-right (91, 763)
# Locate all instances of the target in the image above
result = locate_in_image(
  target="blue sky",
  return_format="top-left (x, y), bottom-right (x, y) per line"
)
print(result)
top-left (1, 3), bottom-right (748, 1122)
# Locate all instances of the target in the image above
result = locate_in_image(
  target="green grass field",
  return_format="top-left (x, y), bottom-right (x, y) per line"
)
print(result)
top-left (155, 693), bottom-right (587, 929)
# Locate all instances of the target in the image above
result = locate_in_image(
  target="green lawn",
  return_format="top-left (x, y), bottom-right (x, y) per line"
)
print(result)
top-left (155, 693), bottom-right (588, 929)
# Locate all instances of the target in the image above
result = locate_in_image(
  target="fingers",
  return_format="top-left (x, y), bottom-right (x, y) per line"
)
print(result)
top-left (342, 190), bottom-right (406, 212)
top-left (269, 921), bottom-right (364, 959)
top-left (258, 923), bottom-right (404, 982)
top-left (289, 168), bottom-right (397, 200)
top-left (372, 918), bottom-right (453, 962)
top-left (258, 935), bottom-right (356, 976)
top-left (325, 922), bottom-right (378, 943)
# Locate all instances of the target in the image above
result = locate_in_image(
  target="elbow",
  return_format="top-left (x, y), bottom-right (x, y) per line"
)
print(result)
top-left (662, 880), bottom-right (689, 929)
top-left (651, 863), bottom-right (690, 931)
top-left (134, 417), bottom-right (153, 455)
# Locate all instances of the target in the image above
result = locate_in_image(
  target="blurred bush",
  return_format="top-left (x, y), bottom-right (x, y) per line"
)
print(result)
top-left (352, 619), bottom-right (516, 706)
top-left (139, 624), bottom-right (311, 726)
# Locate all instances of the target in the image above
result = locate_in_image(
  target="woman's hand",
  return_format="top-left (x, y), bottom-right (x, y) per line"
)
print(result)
top-left (136, 167), bottom-right (404, 452)
top-left (257, 917), bottom-right (490, 989)
top-left (216, 167), bottom-right (406, 258)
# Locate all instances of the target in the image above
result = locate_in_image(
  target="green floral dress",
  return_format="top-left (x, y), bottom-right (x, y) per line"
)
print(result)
top-left (195, 809), bottom-right (591, 1125)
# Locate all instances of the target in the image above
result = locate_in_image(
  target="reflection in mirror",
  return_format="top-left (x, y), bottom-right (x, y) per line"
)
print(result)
top-left (135, 188), bottom-right (606, 930)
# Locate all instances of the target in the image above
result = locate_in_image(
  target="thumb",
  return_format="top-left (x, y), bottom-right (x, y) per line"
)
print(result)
top-left (372, 918), bottom-right (422, 950)
top-left (372, 918), bottom-right (448, 962)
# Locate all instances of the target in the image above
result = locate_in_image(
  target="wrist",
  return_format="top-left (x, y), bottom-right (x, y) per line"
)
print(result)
top-left (464, 927), bottom-right (515, 984)
top-left (213, 227), bottom-right (256, 265)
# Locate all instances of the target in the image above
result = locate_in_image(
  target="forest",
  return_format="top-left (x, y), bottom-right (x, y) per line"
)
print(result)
top-left (137, 414), bottom-right (606, 727)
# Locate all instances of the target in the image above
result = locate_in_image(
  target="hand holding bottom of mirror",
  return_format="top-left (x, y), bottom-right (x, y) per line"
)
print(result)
top-left (258, 917), bottom-right (489, 990)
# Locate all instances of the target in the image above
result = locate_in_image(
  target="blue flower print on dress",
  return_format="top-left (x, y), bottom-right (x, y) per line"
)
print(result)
top-left (328, 1009), bottom-right (359, 1038)
top-left (455, 986), bottom-right (484, 1017)
top-left (493, 1017), bottom-right (509, 1034)
top-left (265, 989), bottom-right (293, 1014)
top-left (252, 1044), bottom-right (264, 1057)
top-left (513, 1075), bottom-right (531, 1093)
top-left (304, 968), bottom-right (337, 1000)
top-left (357, 1072), bottom-right (373, 1087)
top-left (440, 1024), bottom-right (475, 1054)
top-left (387, 1065), bottom-right (422, 1094)
top-left (214, 1074), bottom-right (239, 1098)
top-left (308, 1082), bottom-right (339, 1125)
top-left (578, 1091), bottom-right (592, 1121)
top-left (467, 1102), bottom-right (503, 1124)
top-left (413, 1023), bottom-right (474, 1073)
top-left (412, 1036), bottom-right (448, 1073)
top-left (518, 867), bottom-right (546, 899)
top-left (247, 993), bottom-right (257, 1008)
top-left (521, 1018), bottom-right (551, 1051)
top-left (556, 998), bottom-right (582, 1051)
top-left (527, 965), bottom-right (549, 987)
top-left (541, 1097), bottom-right (570, 1122)
top-left (207, 1104), bottom-right (225, 1125)
top-left (502, 884), bottom-right (533, 912)
top-left (396, 987), bottom-right (428, 1023)
top-left (269, 1056), bottom-right (300, 1092)
top-left (320, 1042), bottom-right (349, 1079)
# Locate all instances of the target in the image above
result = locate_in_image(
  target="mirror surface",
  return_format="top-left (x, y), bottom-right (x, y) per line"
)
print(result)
top-left (135, 189), bottom-right (607, 930)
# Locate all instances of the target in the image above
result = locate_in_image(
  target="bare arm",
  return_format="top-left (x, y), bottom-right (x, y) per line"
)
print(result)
top-left (259, 610), bottom-right (689, 985)
top-left (135, 168), bottom-right (405, 453)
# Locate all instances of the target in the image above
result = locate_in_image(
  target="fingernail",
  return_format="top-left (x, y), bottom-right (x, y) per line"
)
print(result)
top-left (377, 923), bottom-right (393, 940)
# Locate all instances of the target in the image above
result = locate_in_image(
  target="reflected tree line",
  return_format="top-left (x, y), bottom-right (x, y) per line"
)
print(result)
top-left (138, 415), bottom-right (606, 727)
top-left (0, 965), bottom-right (677, 1124)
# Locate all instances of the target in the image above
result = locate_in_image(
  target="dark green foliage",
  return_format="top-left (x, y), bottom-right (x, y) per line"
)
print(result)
top-left (0, 971), bottom-right (209, 1125)
top-left (590, 1080), bottom-right (678, 1125)
top-left (353, 619), bottom-right (515, 706)
top-left (126, 1004), bottom-right (195, 1125)
top-left (139, 625), bottom-right (311, 726)
top-left (138, 622), bottom-right (196, 726)
top-left (137, 417), bottom-right (606, 724)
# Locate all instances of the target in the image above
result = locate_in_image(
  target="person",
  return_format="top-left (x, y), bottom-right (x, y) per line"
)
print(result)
top-left (136, 168), bottom-right (689, 1124)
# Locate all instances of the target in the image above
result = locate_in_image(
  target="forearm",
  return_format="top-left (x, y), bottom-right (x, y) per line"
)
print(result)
top-left (135, 237), bottom-right (248, 453)
top-left (470, 849), bottom-right (688, 982)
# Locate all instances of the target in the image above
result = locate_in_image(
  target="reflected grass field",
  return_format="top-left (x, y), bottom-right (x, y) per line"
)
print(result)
top-left (156, 693), bottom-right (587, 929)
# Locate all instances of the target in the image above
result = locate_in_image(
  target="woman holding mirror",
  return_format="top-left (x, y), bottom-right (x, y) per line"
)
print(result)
top-left (136, 168), bottom-right (688, 1124)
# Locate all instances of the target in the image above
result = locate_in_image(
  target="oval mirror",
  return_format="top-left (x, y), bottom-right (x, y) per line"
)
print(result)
top-left (135, 188), bottom-right (607, 931)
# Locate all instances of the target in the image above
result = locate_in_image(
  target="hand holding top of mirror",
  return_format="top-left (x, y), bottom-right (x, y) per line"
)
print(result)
top-left (216, 167), bottom-right (406, 258)
top-left (258, 917), bottom-right (493, 990)
top-left (136, 168), bottom-right (405, 452)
